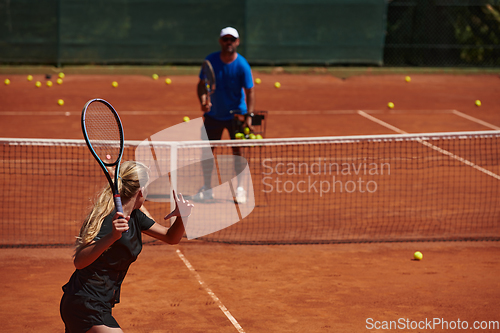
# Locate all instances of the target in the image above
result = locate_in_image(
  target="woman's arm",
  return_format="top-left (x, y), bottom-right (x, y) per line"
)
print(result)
top-left (143, 217), bottom-right (186, 245)
top-left (73, 213), bottom-right (129, 269)
top-left (142, 190), bottom-right (193, 245)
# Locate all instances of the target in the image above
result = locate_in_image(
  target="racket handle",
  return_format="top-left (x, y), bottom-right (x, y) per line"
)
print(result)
top-left (114, 194), bottom-right (124, 214)
top-left (113, 194), bottom-right (128, 232)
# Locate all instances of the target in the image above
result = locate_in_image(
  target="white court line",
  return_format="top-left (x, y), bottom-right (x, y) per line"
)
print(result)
top-left (357, 110), bottom-right (500, 181)
top-left (0, 111), bottom-right (70, 116)
top-left (0, 111), bottom-right (194, 116)
top-left (0, 109), bottom-right (457, 116)
top-left (271, 110), bottom-right (358, 115)
top-left (176, 249), bottom-right (246, 333)
top-left (357, 111), bottom-right (406, 134)
top-left (0, 110), bottom-right (358, 116)
top-left (452, 110), bottom-right (500, 130)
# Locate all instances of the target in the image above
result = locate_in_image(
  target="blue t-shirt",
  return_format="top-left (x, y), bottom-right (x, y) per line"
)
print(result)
top-left (199, 52), bottom-right (254, 121)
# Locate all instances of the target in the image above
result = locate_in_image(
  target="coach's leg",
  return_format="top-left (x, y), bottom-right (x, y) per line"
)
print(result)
top-left (195, 116), bottom-right (224, 200)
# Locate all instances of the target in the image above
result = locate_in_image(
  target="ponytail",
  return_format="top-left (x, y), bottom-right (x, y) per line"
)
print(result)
top-left (75, 161), bottom-right (149, 254)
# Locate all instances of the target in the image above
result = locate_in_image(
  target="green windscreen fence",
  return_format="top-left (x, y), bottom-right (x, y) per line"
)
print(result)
top-left (245, 0), bottom-right (387, 65)
top-left (0, 0), bottom-right (387, 66)
top-left (1, 0), bottom-right (499, 66)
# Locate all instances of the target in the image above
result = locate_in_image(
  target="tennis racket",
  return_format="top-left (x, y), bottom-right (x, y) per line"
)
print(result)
top-left (202, 59), bottom-right (216, 104)
top-left (81, 98), bottom-right (125, 214)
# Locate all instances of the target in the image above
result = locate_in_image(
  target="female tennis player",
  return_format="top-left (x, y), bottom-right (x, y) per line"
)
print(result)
top-left (60, 161), bottom-right (193, 333)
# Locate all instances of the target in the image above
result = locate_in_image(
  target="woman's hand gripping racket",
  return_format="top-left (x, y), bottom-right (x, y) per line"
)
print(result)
top-left (201, 60), bottom-right (216, 111)
top-left (81, 98), bottom-right (125, 215)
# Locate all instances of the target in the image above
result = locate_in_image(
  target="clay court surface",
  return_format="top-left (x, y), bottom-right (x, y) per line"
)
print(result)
top-left (1, 71), bottom-right (500, 332)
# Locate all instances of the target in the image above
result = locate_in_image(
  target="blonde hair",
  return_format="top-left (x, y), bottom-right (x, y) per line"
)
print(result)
top-left (75, 161), bottom-right (149, 253)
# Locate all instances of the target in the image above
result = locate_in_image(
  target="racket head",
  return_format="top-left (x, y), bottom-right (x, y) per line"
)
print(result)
top-left (81, 98), bottom-right (125, 167)
top-left (202, 60), bottom-right (216, 95)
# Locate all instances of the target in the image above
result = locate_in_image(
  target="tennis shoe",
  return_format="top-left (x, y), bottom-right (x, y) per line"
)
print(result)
top-left (192, 186), bottom-right (213, 202)
top-left (235, 186), bottom-right (247, 204)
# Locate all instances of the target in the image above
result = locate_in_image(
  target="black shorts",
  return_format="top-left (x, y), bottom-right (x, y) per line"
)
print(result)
top-left (60, 293), bottom-right (120, 333)
top-left (203, 114), bottom-right (237, 140)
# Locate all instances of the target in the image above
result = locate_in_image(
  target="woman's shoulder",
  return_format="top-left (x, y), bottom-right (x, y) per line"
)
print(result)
top-left (132, 208), bottom-right (155, 230)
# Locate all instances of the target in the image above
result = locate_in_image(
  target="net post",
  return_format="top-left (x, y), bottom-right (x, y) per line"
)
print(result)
top-left (169, 142), bottom-right (178, 226)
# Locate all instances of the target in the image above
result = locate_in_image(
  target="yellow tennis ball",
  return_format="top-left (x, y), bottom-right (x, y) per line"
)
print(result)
top-left (475, 100), bottom-right (481, 107)
top-left (35, 81), bottom-right (42, 88)
top-left (183, 116), bottom-right (190, 122)
top-left (235, 133), bottom-right (244, 139)
top-left (58, 72), bottom-right (65, 79)
top-left (405, 76), bottom-right (411, 82)
top-left (255, 78), bottom-right (261, 84)
top-left (387, 102), bottom-right (394, 109)
top-left (4, 78), bottom-right (10, 85)
top-left (274, 82), bottom-right (281, 88)
top-left (112, 81), bottom-right (118, 88)
top-left (256, 134), bottom-right (263, 139)
top-left (165, 78), bottom-right (172, 84)
top-left (46, 81), bottom-right (53, 87)
top-left (413, 251), bottom-right (423, 260)
top-left (57, 78), bottom-right (63, 85)
top-left (27, 75), bottom-right (33, 81)
top-left (152, 74), bottom-right (159, 80)
top-left (57, 99), bottom-right (64, 106)
top-left (244, 127), bottom-right (250, 135)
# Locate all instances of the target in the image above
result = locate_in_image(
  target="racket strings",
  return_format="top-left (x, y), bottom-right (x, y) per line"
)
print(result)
top-left (85, 102), bottom-right (122, 163)
top-left (202, 61), bottom-right (215, 92)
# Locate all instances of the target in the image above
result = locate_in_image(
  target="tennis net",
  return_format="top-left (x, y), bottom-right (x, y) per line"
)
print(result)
top-left (1, 130), bottom-right (499, 247)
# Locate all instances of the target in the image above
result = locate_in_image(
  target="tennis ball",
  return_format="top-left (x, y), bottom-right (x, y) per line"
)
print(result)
top-left (475, 100), bottom-right (481, 107)
top-left (244, 127), bottom-right (250, 135)
top-left (387, 102), bottom-right (394, 109)
top-left (235, 133), bottom-right (244, 140)
top-left (46, 81), bottom-right (53, 87)
top-left (35, 81), bottom-right (42, 88)
top-left (249, 133), bottom-right (256, 139)
top-left (256, 134), bottom-right (263, 139)
top-left (413, 251), bottom-right (423, 260)
top-left (274, 82), bottom-right (281, 88)
top-left (58, 72), bottom-right (65, 79)
top-left (152, 74), bottom-right (159, 80)
top-left (57, 78), bottom-right (63, 85)
top-left (183, 116), bottom-right (190, 122)
top-left (165, 78), bottom-right (172, 84)
top-left (57, 99), bottom-right (64, 106)
top-left (4, 78), bottom-right (10, 85)
top-left (27, 75), bottom-right (33, 81)
top-left (405, 76), bottom-right (411, 82)
top-left (255, 78), bottom-right (261, 84)
top-left (112, 81), bottom-right (118, 88)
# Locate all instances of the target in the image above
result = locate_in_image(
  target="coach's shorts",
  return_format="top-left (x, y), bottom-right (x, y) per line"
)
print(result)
top-left (60, 293), bottom-right (120, 333)
top-left (203, 115), bottom-right (237, 140)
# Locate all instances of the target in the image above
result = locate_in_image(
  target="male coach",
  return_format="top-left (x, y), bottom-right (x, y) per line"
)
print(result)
top-left (195, 27), bottom-right (255, 204)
